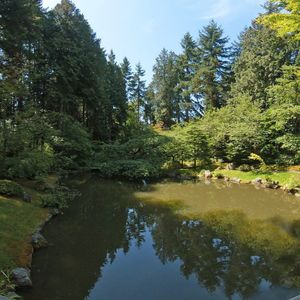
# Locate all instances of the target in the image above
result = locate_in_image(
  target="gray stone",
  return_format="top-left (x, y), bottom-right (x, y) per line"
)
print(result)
top-left (11, 268), bottom-right (32, 287)
top-left (250, 255), bottom-right (261, 265)
top-left (6, 292), bottom-right (22, 299)
top-left (231, 177), bottom-right (241, 184)
top-left (0, 296), bottom-right (9, 300)
top-left (32, 232), bottom-right (48, 249)
top-left (204, 170), bottom-right (212, 179)
top-left (22, 192), bottom-right (32, 203)
top-left (262, 180), bottom-right (279, 189)
top-left (50, 208), bottom-right (60, 216)
top-left (226, 163), bottom-right (235, 170)
top-left (252, 178), bottom-right (262, 185)
top-left (289, 295), bottom-right (300, 300)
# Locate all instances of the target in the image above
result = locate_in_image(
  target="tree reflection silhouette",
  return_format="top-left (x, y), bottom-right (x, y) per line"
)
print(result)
top-left (22, 178), bottom-right (300, 300)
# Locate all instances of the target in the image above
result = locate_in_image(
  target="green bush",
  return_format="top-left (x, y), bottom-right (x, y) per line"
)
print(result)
top-left (40, 186), bottom-right (76, 210)
top-left (96, 159), bottom-right (161, 180)
top-left (0, 180), bottom-right (23, 197)
top-left (213, 172), bottom-right (225, 179)
top-left (49, 113), bottom-right (93, 170)
top-left (6, 149), bottom-right (54, 179)
top-left (286, 178), bottom-right (300, 190)
top-left (0, 270), bottom-right (16, 297)
top-left (92, 129), bottom-right (169, 180)
top-left (238, 164), bottom-right (252, 172)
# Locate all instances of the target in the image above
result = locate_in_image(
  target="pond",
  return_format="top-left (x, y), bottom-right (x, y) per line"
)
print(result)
top-left (21, 177), bottom-right (300, 300)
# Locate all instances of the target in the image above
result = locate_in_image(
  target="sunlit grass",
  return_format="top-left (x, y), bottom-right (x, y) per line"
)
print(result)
top-left (214, 170), bottom-right (300, 187)
top-left (0, 193), bottom-right (48, 269)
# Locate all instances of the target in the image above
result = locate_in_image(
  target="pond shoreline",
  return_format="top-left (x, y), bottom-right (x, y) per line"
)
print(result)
top-left (2, 169), bottom-right (299, 298)
top-left (17, 177), bottom-right (300, 300)
top-left (165, 169), bottom-right (300, 196)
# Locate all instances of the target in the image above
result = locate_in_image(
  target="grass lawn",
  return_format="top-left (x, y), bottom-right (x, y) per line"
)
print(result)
top-left (214, 170), bottom-right (300, 188)
top-left (0, 193), bottom-right (48, 270)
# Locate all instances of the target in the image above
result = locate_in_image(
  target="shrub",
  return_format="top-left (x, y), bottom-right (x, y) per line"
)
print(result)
top-left (40, 186), bottom-right (77, 210)
top-left (238, 164), bottom-right (252, 172)
top-left (6, 149), bottom-right (54, 179)
top-left (213, 173), bottom-right (225, 179)
top-left (96, 159), bottom-right (161, 180)
top-left (286, 178), bottom-right (300, 189)
top-left (0, 270), bottom-right (16, 297)
top-left (0, 180), bottom-right (24, 197)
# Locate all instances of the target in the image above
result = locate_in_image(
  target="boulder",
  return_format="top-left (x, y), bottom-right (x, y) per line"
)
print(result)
top-left (262, 180), bottom-right (279, 189)
top-left (11, 268), bottom-right (32, 287)
top-left (50, 208), bottom-right (60, 216)
top-left (251, 178), bottom-right (262, 185)
top-left (22, 192), bottom-right (32, 203)
top-left (231, 177), bottom-right (241, 184)
top-left (226, 163), bottom-right (235, 170)
top-left (6, 292), bottom-right (22, 299)
top-left (288, 295), bottom-right (300, 300)
top-left (32, 232), bottom-right (48, 249)
top-left (204, 170), bottom-right (212, 179)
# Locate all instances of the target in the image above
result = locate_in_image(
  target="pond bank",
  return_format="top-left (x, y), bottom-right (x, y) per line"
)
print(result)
top-left (19, 178), bottom-right (300, 300)
top-left (1, 168), bottom-right (300, 297)
top-left (0, 177), bottom-right (61, 297)
top-left (167, 168), bottom-right (300, 196)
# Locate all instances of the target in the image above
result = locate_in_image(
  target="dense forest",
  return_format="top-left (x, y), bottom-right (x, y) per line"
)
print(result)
top-left (0, 0), bottom-right (299, 181)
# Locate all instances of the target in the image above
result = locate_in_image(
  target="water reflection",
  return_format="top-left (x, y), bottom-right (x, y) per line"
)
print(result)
top-left (22, 178), bottom-right (300, 300)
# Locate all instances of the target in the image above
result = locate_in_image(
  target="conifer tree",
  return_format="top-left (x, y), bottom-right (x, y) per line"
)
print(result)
top-left (129, 63), bottom-right (146, 122)
top-left (192, 20), bottom-right (230, 110)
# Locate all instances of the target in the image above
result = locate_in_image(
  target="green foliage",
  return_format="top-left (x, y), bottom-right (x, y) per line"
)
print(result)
top-left (40, 186), bottom-right (75, 210)
top-left (199, 96), bottom-right (263, 164)
top-left (230, 23), bottom-right (294, 108)
top-left (150, 49), bottom-right (180, 128)
top-left (96, 160), bottom-right (161, 180)
top-left (0, 181), bottom-right (23, 197)
top-left (165, 122), bottom-right (211, 168)
top-left (7, 149), bottom-right (54, 179)
top-left (260, 104), bottom-right (300, 165)
top-left (193, 20), bottom-right (230, 110)
top-left (259, 0), bottom-right (300, 41)
top-left (49, 113), bottom-right (93, 170)
top-left (0, 270), bottom-right (16, 297)
top-left (93, 129), bottom-right (170, 179)
top-left (215, 169), bottom-right (300, 187)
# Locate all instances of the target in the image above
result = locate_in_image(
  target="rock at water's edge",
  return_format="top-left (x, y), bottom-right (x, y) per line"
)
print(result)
top-left (11, 268), bottom-right (32, 288)
top-left (204, 170), bottom-right (212, 179)
top-left (32, 232), bottom-right (48, 249)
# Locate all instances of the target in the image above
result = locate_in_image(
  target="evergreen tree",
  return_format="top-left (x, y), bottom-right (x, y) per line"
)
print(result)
top-left (105, 51), bottom-right (128, 141)
top-left (121, 57), bottom-right (132, 99)
top-left (144, 84), bottom-right (156, 125)
top-left (129, 63), bottom-right (146, 122)
top-left (230, 22), bottom-right (296, 108)
top-left (151, 49), bottom-right (180, 128)
top-left (192, 20), bottom-right (230, 110)
top-left (177, 33), bottom-right (203, 120)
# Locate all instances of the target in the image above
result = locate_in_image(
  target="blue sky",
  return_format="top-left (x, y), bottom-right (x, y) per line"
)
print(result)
top-left (43, 0), bottom-right (265, 82)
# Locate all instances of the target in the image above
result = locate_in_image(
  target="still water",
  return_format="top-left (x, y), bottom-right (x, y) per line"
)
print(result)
top-left (22, 178), bottom-right (300, 300)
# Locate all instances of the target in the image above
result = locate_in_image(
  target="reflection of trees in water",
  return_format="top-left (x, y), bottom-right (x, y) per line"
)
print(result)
top-left (25, 180), bottom-right (300, 300)
top-left (130, 204), bottom-right (300, 299)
